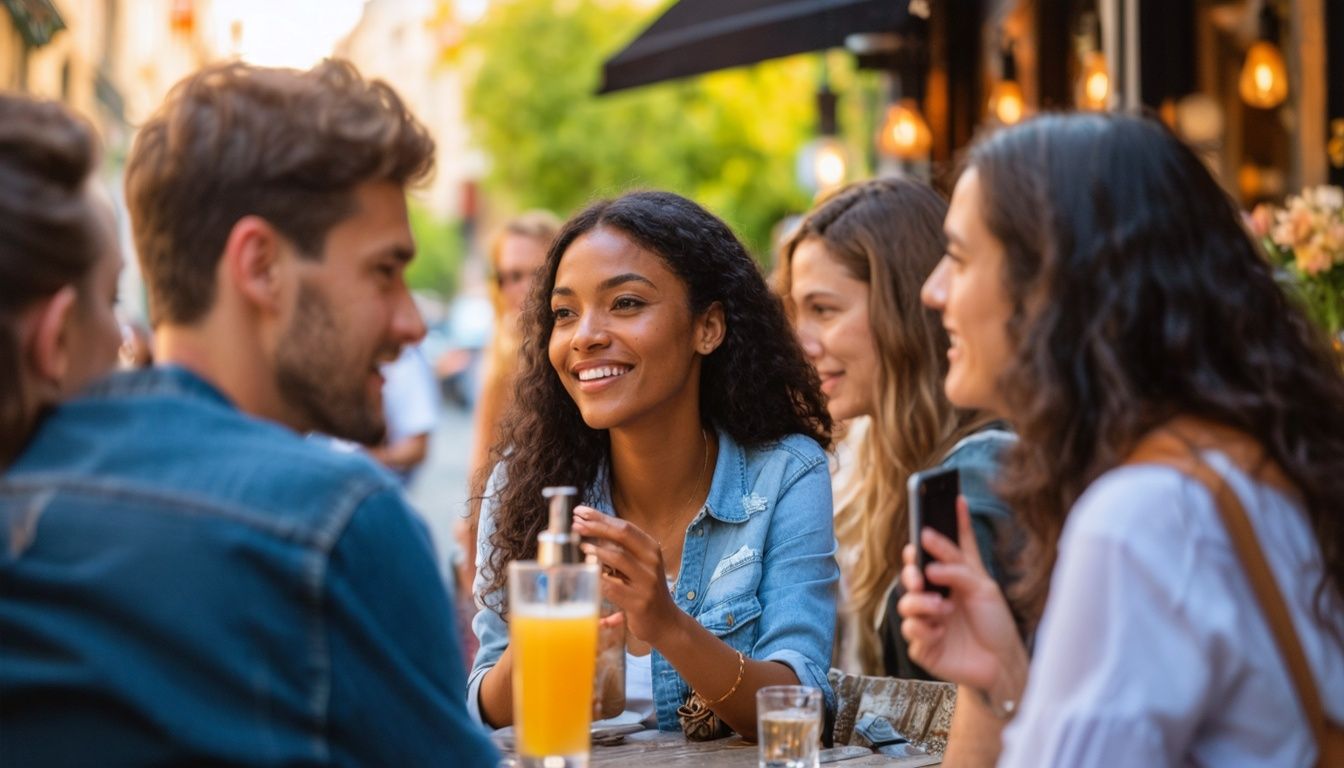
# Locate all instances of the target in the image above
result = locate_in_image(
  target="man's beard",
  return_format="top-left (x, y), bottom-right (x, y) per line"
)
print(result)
top-left (275, 282), bottom-right (389, 445)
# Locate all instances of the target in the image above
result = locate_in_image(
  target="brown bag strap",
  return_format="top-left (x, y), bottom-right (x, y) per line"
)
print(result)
top-left (1127, 418), bottom-right (1343, 767)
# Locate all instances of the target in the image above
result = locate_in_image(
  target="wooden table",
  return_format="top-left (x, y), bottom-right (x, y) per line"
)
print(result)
top-left (498, 730), bottom-right (941, 767)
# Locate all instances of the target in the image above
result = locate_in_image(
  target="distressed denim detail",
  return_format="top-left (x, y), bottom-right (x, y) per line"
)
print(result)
top-left (0, 366), bottom-right (498, 767)
top-left (470, 426), bottom-right (838, 731)
top-left (710, 544), bottom-right (762, 583)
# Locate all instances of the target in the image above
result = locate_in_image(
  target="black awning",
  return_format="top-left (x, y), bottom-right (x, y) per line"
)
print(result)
top-left (1, 0), bottom-right (66, 48)
top-left (599, 0), bottom-right (911, 94)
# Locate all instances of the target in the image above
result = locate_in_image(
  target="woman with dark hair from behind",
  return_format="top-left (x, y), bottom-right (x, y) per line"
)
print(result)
top-left (777, 178), bottom-right (1014, 676)
top-left (0, 93), bottom-right (122, 467)
top-left (897, 112), bottom-right (1344, 766)
top-left (469, 190), bottom-right (837, 739)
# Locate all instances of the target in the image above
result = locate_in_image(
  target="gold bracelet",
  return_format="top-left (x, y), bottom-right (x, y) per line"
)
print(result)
top-left (699, 650), bottom-right (746, 706)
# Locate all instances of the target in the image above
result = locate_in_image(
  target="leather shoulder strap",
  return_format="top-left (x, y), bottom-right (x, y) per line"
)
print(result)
top-left (1127, 422), bottom-right (1342, 767)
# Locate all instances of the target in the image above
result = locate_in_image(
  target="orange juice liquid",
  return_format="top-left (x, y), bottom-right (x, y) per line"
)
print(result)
top-left (511, 603), bottom-right (598, 758)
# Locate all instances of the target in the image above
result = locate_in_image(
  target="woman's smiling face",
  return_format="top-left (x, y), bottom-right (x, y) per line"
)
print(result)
top-left (921, 168), bottom-right (1015, 416)
top-left (548, 226), bottom-right (721, 431)
top-left (788, 236), bottom-right (878, 422)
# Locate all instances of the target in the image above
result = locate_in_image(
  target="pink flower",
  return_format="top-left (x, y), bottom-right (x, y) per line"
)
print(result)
top-left (1288, 208), bottom-right (1316, 247)
top-left (1248, 204), bottom-right (1276, 238)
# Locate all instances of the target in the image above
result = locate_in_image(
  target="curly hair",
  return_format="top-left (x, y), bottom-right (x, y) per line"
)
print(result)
top-left (971, 113), bottom-right (1344, 631)
top-left (0, 94), bottom-right (100, 466)
top-left (777, 178), bottom-right (985, 672)
top-left (125, 58), bottom-right (434, 325)
top-left (480, 191), bottom-right (831, 612)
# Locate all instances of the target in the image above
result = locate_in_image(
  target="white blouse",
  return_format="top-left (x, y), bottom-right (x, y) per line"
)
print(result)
top-left (1000, 451), bottom-right (1344, 767)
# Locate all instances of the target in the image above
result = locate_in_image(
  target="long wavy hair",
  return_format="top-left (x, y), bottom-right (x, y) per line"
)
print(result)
top-left (471, 211), bottom-right (562, 507)
top-left (779, 178), bottom-right (986, 672)
top-left (972, 113), bottom-right (1344, 630)
top-left (480, 191), bottom-right (832, 611)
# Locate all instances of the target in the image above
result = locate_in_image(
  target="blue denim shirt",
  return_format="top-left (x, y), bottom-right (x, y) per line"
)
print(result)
top-left (468, 427), bottom-right (839, 731)
top-left (0, 367), bottom-right (498, 767)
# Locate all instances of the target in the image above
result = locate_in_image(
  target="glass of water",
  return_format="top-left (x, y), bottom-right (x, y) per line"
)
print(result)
top-left (756, 685), bottom-right (822, 768)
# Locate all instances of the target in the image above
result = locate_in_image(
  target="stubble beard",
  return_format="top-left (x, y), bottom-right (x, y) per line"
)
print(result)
top-left (275, 281), bottom-right (389, 445)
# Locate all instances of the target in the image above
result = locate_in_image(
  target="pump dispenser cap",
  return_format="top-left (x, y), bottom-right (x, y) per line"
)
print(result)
top-left (538, 486), bottom-right (581, 565)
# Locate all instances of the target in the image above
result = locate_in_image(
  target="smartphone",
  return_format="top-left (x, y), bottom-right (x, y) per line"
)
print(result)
top-left (907, 466), bottom-right (960, 597)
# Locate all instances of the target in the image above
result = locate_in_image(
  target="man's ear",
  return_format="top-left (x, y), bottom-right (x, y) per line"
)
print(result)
top-left (696, 301), bottom-right (727, 356)
top-left (220, 215), bottom-right (291, 314)
top-left (24, 285), bottom-right (78, 389)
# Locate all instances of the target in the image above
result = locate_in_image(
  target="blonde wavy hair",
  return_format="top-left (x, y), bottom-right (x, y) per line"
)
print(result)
top-left (780, 178), bottom-right (985, 673)
top-left (468, 210), bottom-right (562, 522)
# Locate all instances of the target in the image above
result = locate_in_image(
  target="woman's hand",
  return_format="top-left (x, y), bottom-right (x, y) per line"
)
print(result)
top-left (571, 506), bottom-right (682, 642)
top-left (897, 497), bottom-right (1027, 697)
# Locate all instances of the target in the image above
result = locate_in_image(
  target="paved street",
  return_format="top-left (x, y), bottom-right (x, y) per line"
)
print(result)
top-left (405, 402), bottom-right (476, 590)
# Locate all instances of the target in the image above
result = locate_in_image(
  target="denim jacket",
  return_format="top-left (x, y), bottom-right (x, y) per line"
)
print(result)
top-left (468, 427), bottom-right (839, 731)
top-left (0, 367), bottom-right (498, 767)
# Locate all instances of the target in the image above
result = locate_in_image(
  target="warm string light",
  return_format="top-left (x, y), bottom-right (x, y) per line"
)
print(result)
top-left (877, 99), bottom-right (933, 160)
top-left (813, 140), bottom-right (848, 190)
top-left (796, 75), bottom-right (849, 194)
top-left (1074, 12), bottom-right (1109, 111)
top-left (1080, 50), bottom-right (1110, 109)
top-left (1239, 5), bottom-right (1288, 110)
top-left (988, 42), bottom-right (1025, 125)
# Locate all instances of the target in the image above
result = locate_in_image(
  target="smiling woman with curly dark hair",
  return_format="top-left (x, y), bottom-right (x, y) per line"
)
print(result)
top-left (466, 190), bottom-right (836, 740)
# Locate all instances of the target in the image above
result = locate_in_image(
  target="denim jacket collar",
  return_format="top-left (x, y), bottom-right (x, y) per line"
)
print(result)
top-left (585, 425), bottom-right (756, 525)
top-left (86, 364), bottom-right (237, 411)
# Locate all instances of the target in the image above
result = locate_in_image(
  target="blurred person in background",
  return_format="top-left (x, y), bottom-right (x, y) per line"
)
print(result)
top-left (899, 113), bottom-right (1344, 767)
top-left (0, 60), bottom-right (497, 767)
top-left (367, 342), bottom-right (440, 484)
top-left (0, 93), bottom-right (122, 468)
top-left (457, 210), bottom-right (560, 591)
top-left (778, 178), bottom-right (1014, 677)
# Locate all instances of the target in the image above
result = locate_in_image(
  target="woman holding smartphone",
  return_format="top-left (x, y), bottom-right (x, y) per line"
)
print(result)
top-left (778, 178), bottom-right (1014, 676)
top-left (468, 191), bottom-right (837, 739)
top-left (898, 113), bottom-right (1344, 766)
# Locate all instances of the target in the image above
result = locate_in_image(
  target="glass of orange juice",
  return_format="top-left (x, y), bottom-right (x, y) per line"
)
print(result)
top-left (509, 561), bottom-right (600, 767)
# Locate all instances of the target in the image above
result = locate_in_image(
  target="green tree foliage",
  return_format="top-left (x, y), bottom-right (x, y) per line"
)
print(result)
top-left (406, 201), bottom-right (464, 299)
top-left (465, 0), bottom-right (819, 259)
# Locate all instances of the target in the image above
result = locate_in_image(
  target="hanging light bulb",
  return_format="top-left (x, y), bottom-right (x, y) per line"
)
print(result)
top-left (796, 75), bottom-right (850, 194)
top-left (798, 137), bottom-right (849, 193)
top-left (987, 42), bottom-right (1025, 125)
top-left (878, 99), bottom-right (933, 160)
top-left (1075, 12), bottom-right (1109, 111)
top-left (1080, 51), bottom-right (1110, 109)
top-left (1239, 4), bottom-right (1288, 109)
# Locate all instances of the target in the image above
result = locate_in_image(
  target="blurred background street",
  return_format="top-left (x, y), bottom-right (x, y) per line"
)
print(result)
top-left (406, 402), bottom-right (474, 584)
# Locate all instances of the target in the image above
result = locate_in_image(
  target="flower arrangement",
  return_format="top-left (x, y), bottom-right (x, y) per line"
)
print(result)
top-left (1250, 185), bottom-right (1344, 341)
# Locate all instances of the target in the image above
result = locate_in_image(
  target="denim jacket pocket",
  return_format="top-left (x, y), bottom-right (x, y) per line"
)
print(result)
top-left (698, 593), bottom-right (762, 654)
top-left (705, 543), bottom-right (763, 602)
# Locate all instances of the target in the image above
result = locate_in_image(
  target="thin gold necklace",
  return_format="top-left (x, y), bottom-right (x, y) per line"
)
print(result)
top-left (616, 427), bottom-right (710, 562)
top-left (658, 426), bottom-right (710, 565)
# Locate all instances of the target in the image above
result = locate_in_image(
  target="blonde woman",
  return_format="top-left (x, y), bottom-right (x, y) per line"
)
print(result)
top-left (457, 211), bottom-right (562, 591)
top-left (780, 178), bottom-right (1014, 676)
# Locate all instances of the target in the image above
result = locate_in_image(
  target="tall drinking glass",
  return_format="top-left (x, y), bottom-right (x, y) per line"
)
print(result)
top-left (509, 561), bottom-right (600, 768)
top-left (757, 685), bottom-right (822, 768)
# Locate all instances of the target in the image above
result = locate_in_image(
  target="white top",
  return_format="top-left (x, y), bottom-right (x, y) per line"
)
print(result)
top-left (381, 345), bottom-right (439, 444)
top-left (624, 651), bottom-right (657, 727)
top-left (1000, 451), bottom-right (1344, 767)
